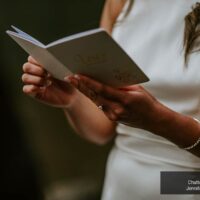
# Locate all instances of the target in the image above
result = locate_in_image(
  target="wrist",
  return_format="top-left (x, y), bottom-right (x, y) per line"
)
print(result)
top-left (149, 103), bottom-right (200, 148)
top-left (148, 103), bottom-right (178, 137)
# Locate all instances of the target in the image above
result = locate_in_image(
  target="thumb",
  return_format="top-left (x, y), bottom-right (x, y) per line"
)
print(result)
top-left (118, 84), bottom-right (143, 91)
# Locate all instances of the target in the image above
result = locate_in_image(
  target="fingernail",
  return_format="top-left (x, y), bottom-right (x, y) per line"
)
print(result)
top-left (74, 74), bottom-right (81, 80)
top-left (64, 76), bottom-right (72, 83)
top-left (64, 76), bottom-right (79, 87)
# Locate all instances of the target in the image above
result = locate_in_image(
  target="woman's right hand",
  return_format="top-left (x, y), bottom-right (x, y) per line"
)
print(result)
top-left (22, 56), bottom-right (77, 108)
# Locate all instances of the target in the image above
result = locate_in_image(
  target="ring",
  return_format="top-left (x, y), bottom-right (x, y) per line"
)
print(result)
top-left (98, 105), bottom-right (103, 110)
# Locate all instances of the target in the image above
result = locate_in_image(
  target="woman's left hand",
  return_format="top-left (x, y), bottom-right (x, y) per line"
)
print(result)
top-left (64, 74), bottom-right (173, 133)
top-left (64, 74), bottom-right (200, 154)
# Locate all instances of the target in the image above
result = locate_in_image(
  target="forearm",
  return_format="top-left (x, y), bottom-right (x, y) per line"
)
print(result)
top-left (63, 90), bottom-right (116, 145)
top-left (150, 103), bottom-right (200, 157)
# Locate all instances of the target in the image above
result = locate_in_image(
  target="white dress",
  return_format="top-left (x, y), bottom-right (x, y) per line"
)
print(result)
top-left (101, 0), bottom-right (200, 199)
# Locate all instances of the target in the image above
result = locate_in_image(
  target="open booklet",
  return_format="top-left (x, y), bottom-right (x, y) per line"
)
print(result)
top-left (6, 25), bottom-right (149, 87)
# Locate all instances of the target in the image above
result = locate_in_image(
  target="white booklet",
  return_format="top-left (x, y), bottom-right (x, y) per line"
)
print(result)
top-left (6, 25), bottom-right (149, 87)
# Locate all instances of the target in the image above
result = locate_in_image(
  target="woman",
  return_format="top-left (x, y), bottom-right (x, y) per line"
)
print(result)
top-left (21, 0), bottom-right (200, 199)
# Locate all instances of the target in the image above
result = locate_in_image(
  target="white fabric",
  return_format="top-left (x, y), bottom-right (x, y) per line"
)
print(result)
top-left (102, 0), bottom-right (200, 199)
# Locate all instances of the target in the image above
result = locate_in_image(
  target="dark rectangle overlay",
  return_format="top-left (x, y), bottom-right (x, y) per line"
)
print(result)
top-left (161, 171), bottom-right (200, 194)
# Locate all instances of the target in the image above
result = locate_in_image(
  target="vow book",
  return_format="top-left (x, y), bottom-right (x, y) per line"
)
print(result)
top-left (6, 25), bottom-right (149, 87)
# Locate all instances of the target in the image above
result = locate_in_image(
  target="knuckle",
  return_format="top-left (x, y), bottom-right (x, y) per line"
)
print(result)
top-left (106, 110), bottom-right (118, 121)
top-left (114, 107), bottom-right (125, 116)
top-left (40, 68), bottom-right (45, 75)
top-left (36, 68), bottom-right (45, 76)
top-left (113, 108), bottom-right (125, 120)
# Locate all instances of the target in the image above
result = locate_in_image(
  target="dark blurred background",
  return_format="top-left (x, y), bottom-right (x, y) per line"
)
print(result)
top-left (0, 1), bottom-right (114, 199)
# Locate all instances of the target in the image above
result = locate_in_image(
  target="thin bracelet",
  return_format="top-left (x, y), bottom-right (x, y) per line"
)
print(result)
top-left (184, 118), bottom-right (200, 150)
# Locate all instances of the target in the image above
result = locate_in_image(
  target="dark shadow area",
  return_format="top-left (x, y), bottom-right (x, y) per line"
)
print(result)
top-left (0, 66), bottom-right (43, 200)
top-left (0, 1), bottom-right (113, 199)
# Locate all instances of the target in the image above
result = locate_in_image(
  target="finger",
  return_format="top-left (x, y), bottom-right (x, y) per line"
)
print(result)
top-left (104, 109), bottom-right (119, 121)
top-left (74, 78), bottom-right (126, 120)
top-left (120, 85), bottom-right (152, 96)
top-left (65, 76), bottom-right (98, 101)
top-left (124, 85), bottom-right (156, 100)
top-left (65, 76), bottom-right (126, 118)
top-left (23, 84), bottom-right (41, 96)
top-left (92, 96), bottom-right (125, 121)
top-left (72, 74), bottom-right (127, 103)
top-left (22, 73), bottom-right (50, 86)
top-left (118, 84), bottom-right (143, 91)
top-left (23, 85), bottom-right (46, 99)
top-left (119, 84), bottom-right (156, 102)
top-left (100, 101), bottom-right (127, 121)
top-left (66, 76), bottom-right (120, 106)
top-left (28, 56), bottom-right (42, 66)
top-left (23, 62), bottom-right (47, 76)
top-left (106, 105), bottom-right (126, 121)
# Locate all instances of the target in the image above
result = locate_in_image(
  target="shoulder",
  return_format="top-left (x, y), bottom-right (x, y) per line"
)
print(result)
top-left (100, 0), bottom-right (127, 34)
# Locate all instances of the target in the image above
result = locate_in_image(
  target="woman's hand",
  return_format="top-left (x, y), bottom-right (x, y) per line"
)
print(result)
top-left (65, 74), bottom-right (175, 133)
top-left (22, 56), bottom-right (77, 108)
top-left (64, 75), bottom-right (200, 156)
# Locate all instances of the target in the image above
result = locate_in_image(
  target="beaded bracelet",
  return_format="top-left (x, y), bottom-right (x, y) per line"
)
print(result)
top-left (184, 118), bottom-right (200, 150)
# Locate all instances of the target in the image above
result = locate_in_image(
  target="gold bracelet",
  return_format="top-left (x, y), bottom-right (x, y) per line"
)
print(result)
top-left (184, 118), bottom-right (200, 150)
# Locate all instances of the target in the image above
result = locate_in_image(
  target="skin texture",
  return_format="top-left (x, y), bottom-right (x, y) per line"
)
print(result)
top-left (21, 0), bottom-right (200, 156)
